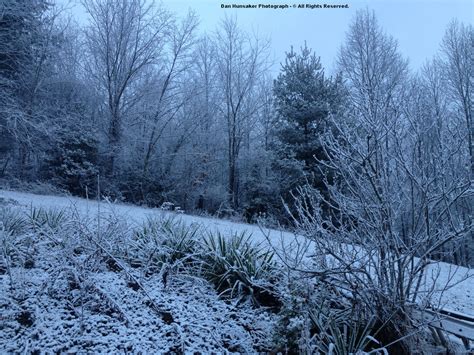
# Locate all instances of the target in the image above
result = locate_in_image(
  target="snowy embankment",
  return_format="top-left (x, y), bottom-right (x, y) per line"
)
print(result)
top-left (2, 189), bottom-right (473, 318)
top-left (1, 189), bottom-right (279, 353)
top-left (0, 189), bottom-right (290, 243)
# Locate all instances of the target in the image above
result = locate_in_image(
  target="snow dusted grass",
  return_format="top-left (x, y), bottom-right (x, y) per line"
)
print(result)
top-left (5, 190), bottom-right (471, 314)
top-left (0, 196), bottom-right (278, 353)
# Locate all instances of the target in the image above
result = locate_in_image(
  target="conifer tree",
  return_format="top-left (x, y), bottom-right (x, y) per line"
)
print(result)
top-left (272, 43), bottom-right (341, 199)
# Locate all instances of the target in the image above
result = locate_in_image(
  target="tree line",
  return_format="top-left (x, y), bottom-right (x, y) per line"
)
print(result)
top-left (0, 1), bottom-right (472, 263)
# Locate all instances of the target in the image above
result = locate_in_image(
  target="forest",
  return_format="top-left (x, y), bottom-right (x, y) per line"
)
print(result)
top-left (1, 0), bottom-right (472, 264)
top-left (0, 1), bottom-right (473, 352)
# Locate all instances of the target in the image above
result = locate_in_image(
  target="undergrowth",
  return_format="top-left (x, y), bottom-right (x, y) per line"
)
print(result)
top-left (202, 231), bottom-right (280, 308)
top-left (0, 204), bottom-right (445, 353)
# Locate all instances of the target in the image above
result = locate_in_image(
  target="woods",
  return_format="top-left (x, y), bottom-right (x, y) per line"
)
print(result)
top-left (0, 2), bottom-right (472, 262)
top-left (1, 1), bottom-right (473, 352)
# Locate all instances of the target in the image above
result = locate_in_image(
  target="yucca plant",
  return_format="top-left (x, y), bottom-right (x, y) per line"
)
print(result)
top-left (128, 217), bottom-right (199, 273)
top-left (0, 207), bottom-right (29, 236)
top-left (202, 231), bottom-right (279, 306)
top-left (0, 208), bottom-right (35, 274)
top-left (29, 207), bottom-right (67, 233)
top-left (1, 226), bottom-right (33, 271)
top-left (309, 309), bottom-right (387, 355)
top-left (160, 219), bottom-right (199, 264)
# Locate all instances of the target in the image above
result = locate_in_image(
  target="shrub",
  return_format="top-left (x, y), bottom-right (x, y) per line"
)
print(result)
top-left (0, 207), bottom-right (29, 236)
top-left (0, 209), bottom-right (34, 274)
top-left (41, 128), bottom-right (99, 197)
top-left (309, 309), bottom-right (385, 354)
top-left (271, 274), bottom-right (388, 354)
top-left (28, 207), bottom-right (67, 234)
top-left (127, 217), bottom-right (199, 274)
top-left (201, 231), bottom-right (279, 307)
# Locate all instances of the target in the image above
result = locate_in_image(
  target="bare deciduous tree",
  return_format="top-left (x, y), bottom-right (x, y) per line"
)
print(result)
top-left (281, 10), bottom-right (473, 351)
top-left (82, 0), bottom-right (171, 175)
top-left (214, 16), bottom-right (270, 209)
top-left (440, 20), bottom-right (474, 177)
top-left (139, 11), bottom-right (198, 180)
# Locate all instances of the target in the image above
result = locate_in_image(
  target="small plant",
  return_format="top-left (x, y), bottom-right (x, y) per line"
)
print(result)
top-left (128, 217), bottom-right (199, 274)
top-left (159, 218), bottom-right (198, 264)
top-left (0, 207), bottom-right (29, 236)
top-left (309, 310), bottom-right (386, 354)
top-left (1, 228), bottom-right (33, 279)
top-left (0, 208), bottom-right (34, 277)
top-left (29, 207), bottom-right (67, 233)
top-left (202, 231), bottom-right (279, 306)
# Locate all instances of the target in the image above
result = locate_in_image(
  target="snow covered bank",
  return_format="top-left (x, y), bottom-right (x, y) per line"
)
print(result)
top-left (1, 189), bottom-right (473, 318)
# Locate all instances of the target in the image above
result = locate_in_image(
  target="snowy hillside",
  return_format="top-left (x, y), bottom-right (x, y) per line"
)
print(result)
top-left (2, 189), bottom-right (473, 315)
top-left (1, 190), bottom-right (279, 353)
top-left (1, 190), bottom-right (473, 353)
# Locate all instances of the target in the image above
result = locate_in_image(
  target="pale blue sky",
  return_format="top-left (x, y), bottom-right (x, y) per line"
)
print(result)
top-left (61, 0), bottom-right (473, 76)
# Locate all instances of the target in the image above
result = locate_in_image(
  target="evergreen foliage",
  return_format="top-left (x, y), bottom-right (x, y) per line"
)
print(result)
top-left (272, 44), bottom-right (342, 212)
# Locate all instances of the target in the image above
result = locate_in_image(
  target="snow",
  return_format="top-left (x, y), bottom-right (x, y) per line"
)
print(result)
top-left (0, 190), bottom-right (278, 353)
top-left (1, 189), bottom-right (473, 315)
top-left (1, 189), bottom-right (473, 352)
top-left (1, 269), bottom-right (275, 353)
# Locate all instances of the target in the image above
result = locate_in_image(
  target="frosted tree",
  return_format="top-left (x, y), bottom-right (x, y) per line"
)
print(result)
top-left (272, 43), bottom-right (342, 207)
top-left (0, 0), bottom-right (65, 177)
top-left (214, 15), bottom-right (270, 209)
top-left (138, 11), bottom-right (199, 181)
top-left (440, 20), bottom-right (473, 177)
top-left (175, 35), bottom-right (227, 211)
top-left (285, 10), bottom-right (472, 351)
top-left (82, 0), bottom-right (171, 176)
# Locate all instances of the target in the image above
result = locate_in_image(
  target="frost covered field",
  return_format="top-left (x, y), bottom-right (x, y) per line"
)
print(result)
top-left (1, 190), bottom-right (473, 353)
top-left (0, 190), bottom-right (282, 353)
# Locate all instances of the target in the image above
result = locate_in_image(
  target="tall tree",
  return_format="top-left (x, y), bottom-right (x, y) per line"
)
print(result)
top-left (440, 20), bottom-right (474, 177)
top-left (82, 0), bottom-right (171, 175)
top-left (214, 15), bottom-right (270, 209)
top-left (337, 8), bottom-right (408, 237)
top-left (139, 11), bottom-right (198, 181)
top-left (0, 0), bottom-right (62, 177)
top-left (273, 44), bottom-right (341, 198)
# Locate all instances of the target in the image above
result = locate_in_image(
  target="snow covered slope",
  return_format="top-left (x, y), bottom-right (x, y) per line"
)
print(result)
top-left (1, 189), bottom-right (473, 317)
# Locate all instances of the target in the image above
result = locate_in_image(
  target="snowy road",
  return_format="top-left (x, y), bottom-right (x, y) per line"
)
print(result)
top-left (1, 189), bottom-right (473, 317)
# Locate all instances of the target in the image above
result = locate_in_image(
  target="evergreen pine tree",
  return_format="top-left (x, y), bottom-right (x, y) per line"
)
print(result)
top-left (272, 43), bottom-right (342, 207)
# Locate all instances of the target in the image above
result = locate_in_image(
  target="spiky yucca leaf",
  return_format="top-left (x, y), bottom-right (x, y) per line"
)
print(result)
top-left (0, 207), bottom-right (29, 236)
top-left (129, 217), bottom-right (199, 273)
top-left (29, 207), bottom-right (66, 232)
top-left (202, 231), bottom-right (277, 305)
top-left (309, 310), bottom-right (386, 354)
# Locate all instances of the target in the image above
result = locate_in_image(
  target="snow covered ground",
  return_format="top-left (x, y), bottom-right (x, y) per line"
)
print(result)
top-left (0, 189), bottom-right (292, 243)
top-left (0, 190), bottom-right (280, 353)
top-left (2, 189), bottom-right (473, 319)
